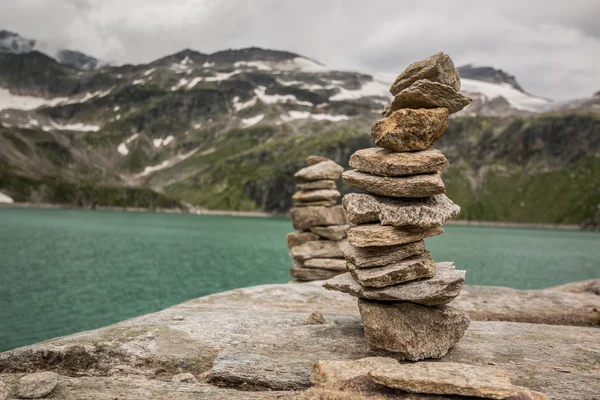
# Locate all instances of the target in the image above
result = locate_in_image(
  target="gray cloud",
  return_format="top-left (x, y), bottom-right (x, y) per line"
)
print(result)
top-left (1, 0), bottom-right (599, 100)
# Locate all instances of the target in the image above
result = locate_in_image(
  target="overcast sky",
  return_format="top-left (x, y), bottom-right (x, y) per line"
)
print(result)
top-left (2, 0), bottom-right (599, 100)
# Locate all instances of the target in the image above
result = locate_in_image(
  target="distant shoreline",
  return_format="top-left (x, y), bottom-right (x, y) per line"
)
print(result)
top-left (0, 202), bottom-right (587, 229)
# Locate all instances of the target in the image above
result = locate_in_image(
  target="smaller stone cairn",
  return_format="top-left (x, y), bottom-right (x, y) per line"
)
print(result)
top-left (287, 156), bottom-right (348, 282)
top-left (323, 53), bottom-right (472, 360)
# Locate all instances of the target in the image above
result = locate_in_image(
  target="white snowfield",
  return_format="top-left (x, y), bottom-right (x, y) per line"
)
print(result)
top-left (117, 133), bottom-right (140, 156)
top-left (241, 114), bottom-right (264, 127)
top-left (329, 78), bottom-right (391, 101)
top-left (0, 191), bottom-right (14, 204)
top-left (0, 88), bottom-right (68, 111)
top-left (138, 148), bottom-right (199, 177)
top-left (279, 110), bottom-right (351, 123)
top-left (460, 78), bottom-right (552, 112)
top-left (152, 135), bottom-right (174, 148)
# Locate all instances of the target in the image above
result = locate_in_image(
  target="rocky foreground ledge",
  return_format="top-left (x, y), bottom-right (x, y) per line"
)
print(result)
top-left (0, 280), bottom-right (599, 399)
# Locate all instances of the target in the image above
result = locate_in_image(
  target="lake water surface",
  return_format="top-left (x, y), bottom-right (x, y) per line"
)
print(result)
top-left (1, 207), bottom-right (598, 352)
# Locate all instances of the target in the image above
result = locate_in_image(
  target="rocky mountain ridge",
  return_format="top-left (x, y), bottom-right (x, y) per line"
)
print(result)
top-left (0, 31), bottom-right (598, 226)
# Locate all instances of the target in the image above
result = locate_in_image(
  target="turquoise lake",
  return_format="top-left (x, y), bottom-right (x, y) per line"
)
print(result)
top-left (1, 207), bottom-right (599, 352)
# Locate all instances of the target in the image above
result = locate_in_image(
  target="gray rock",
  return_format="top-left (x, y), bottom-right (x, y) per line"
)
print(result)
top-left (349, 148), bottom-right (449, 177)
top-left (342, 170), bottom-right (445, 198)
top-left (310, 225), bottom-right (349, 240)
top-left (295, 161), bottom-right (344, 181)
top-left (305, 155), bottom-right (332, 166)
top-left (310, 357), bottom-right (400, 385)
top-left (343, 193), bottom-right (460, 227)
top-left (305, 311), bottom-right (326, 325)
top-left (390, 52), bottom-right (461, 96)
top-left (172, 373), bottom-right (198, 383)
top-left (358, 299), bottom-right (470, 360)
top-left (290, 240), bottom-right (344, 260)
top-left (290, 206), bottom-right (347, 230)
top-left (304, 258), bottom-right (347, 271)
top-left (371, 108), bottom-right (449, 152)
top-left (292, 189), bottom-right (341, 203)
top-left (347, 224), bottom-right (443, 247)
top-left (297, 180), bottom-right (337, 190)
top-left (385, 80), bottom-right (471, 115)
top-left (0, 282), bottom-right (598, 399)
top-left (341, 240), bottom-right (427, 268)
top-left (286, 231), bottom-right (321, 249)
top-left (17, 371), bottom-right (58, 399)
top-left (290, 267), bottom-right (341, 281)
top-left (323, 262), bottom-right (465, 305)
top-left (347, 253), bottom-right (436, 288)
top-left (292, 200), bottom-right (337, 208)
top-left (369, 362), bottom-right (519, 399)
top-left (0, 381), bottom-right (8, 400)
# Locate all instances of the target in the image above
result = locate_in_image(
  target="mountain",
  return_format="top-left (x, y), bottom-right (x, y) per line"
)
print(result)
top-left (0, 30), bottom-right (105, 70)
top-left (0, 38), bottom-right (598, 226)
top-left (456, 65), bottom-right (553, 117)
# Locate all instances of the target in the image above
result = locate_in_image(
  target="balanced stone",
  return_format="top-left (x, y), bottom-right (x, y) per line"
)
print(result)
top-left (349, 148), bottom-right (449, 177)
top-left (286, 232), bottom-right (321, 249)
top-left (292, 200), bottom-right (337, 208)
top-left (297, 180), bottom-right (336, 190)
top-left (295, 161), bottom-right (344, 181)
top-left (292, 189), bottom-right (341, 202)
top-left (341, 240), bottom-right (426, 268)
top-left (310, 225), bottom-right (349, 241)
top-left (342, 170), bottom-right (445, 198)
top-left (291, 206), bottom-right (346, 230)
top-left (371, 108), bottom-right (449, 152)
top-left (323, 262), bottom-right (465, 305)
top-left (370, 362), bottom-right (519, 399)
top-left (390, 52), bottom-right (461, 96)
top-left (290, 240), bottom-right (345, 260)
top-left (347, 224), bottom-right (443, 247)
top-left (304, 258), bottom-right (347, 271)
top-left (291, 267), bottom-right (340, 281)
top-left (385, 80), bottom-right (471, 115)
top-left (343, 193), bottom-right (460, 227)
top-left (358, 299), bottom-right (470, 359)
top-left (347, 253), bottom-right (436, 288)
top-left (306, 155), bottom-right (332, 166)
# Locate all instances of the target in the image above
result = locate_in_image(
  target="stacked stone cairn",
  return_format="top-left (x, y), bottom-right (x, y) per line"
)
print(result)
top-left (323, 53), bottom-right (472, 360)
top-left (287, 156), bottom-right (349, 282)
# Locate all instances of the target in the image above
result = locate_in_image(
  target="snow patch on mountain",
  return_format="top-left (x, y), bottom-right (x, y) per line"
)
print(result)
top-left (241, 114), bottom-right (264, 127)
top-left (153, 135), bottom-right (174, 147)
top-left (254, 86), bottom-right (312, 106)
top-left (460, 78), bottom-right (552, 112)
top-left (329, 78), bottom-right (390, 101)
top-left (0, 88), bottom-right (68, 111)
top-left (279, 111), bottom-right (351, 123)
top-left (232, 96), bottom-right (258, 112)
top-left (117, 133), bottom-right (140, 156)
top-left (138, 148), bottom-right (199, 176)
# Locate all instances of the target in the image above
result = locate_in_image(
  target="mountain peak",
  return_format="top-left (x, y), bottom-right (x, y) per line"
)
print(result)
top-left (0, 30), bottom-right (36, 55)
top-left (458, 64), bottom-right (524, 92)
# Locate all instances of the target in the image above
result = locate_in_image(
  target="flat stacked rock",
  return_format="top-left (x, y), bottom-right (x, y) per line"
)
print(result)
top-left (323, 52), bottom-right (472, 360)
top-left (287, 156), bottom-right (348, 282)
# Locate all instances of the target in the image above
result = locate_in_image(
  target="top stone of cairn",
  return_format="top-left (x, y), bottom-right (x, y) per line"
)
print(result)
top-left (295, 160), bottom-right (344, 181)
top-left (389, 52), bottom-right (461, 96)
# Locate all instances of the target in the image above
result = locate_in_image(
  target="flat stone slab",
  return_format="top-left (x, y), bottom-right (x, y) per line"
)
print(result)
top-left (290, 240), bottom-right (344, 260)
top-left (286, 232), bottom-right (321, 249)
top-left (305, 155), bottom-right (332, 166)
top-left (370, 362), bottom-right (519, 399)
top-left (303, 258), bottom-right (346, 271)
top-left (349, 148), bottom-right (449, 177)
top-left (390, 52), bottom-right (461, 96)
top-left (1, 281), bottom-right (598, 399)
top-left (347, 253), bottom-right (436, 288)
top-left (385, 80), bottom-right (471, 115)
top-left (292, 189), bottom-right (341, 203)
top-left (297, 180), bottom-right (336, 190)
top-left (309, 225), bottom-right (348, 241)
top-left (359, 299), bottom-right (470, 360)
top-left (290, 267), bottom-right (341, 281)
top-left (371, 108), bottom-right (449, 152)
top-left (290, 205), bottom-right (347, 230)
top-left (344, 193), bottom-right (460, 227)
top-left (341, 240), bottom-right (427, 268)
top-left (347, 224), bottom-right (443, 247)
top-left (294, 161), bottom-right (344, 181)
top-left (342, 170), bottom-right (445, 198)
top-left (324, 262), bottom-right (465, 305)
top-left (16, 371), bottom-right (58, 399)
